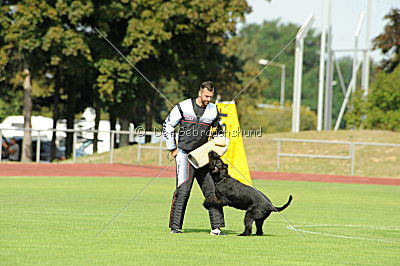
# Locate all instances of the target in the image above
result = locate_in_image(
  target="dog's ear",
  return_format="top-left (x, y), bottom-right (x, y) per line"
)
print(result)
top-left (209, 158), bottom-right (216, 169)
top-left (217, 159), bottom-right (228, 170)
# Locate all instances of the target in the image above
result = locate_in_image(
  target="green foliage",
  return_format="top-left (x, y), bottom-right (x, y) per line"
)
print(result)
top-left (0, 0), bottom-right (251, 130)
top-left (93, 0), bottom-right (251, 103)
top-left (364, 66), bottom-right (400, 131)
top-left (0, 89), bottom-right (23, 122)
top-left (346, 65), bottom-right (400, 131)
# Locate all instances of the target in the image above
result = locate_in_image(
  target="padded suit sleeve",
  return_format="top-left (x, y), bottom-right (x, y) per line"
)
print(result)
top-left (162, 105), bottom-right (182, 150)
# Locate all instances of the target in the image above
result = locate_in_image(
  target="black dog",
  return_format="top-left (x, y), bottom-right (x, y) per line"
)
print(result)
top-left (204, 151), bottom-right (293, 236)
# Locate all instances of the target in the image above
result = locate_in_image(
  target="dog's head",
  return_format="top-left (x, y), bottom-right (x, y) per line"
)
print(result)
top-left (208, 151), bottom-right (228, 177)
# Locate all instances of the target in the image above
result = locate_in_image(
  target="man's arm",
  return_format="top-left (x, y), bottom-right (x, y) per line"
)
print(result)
top-left (162, 105), bottom-right (182, 154)
top-left (211, 111), bottom-right (224, 136)
top-left (8, 145), bottom-right (17, 154)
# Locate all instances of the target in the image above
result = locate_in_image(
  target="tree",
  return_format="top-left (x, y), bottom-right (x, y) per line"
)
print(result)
top-left (0, 1), bottom-right (51, 161)
top-left (92, 0), bottom-right (251, 143)
top-left (346, 65), bottom-right (400, 131)
top-left (373, 8), bottom-right (400, 73)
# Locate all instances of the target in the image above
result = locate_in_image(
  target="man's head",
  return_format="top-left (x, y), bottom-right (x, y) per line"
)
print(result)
top-left (10, 138), bottom-right (16, 144)
top-left (197, 81), bottom-right (214, 106)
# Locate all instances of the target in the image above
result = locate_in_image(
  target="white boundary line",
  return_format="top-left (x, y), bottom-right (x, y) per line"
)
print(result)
top-left (287, 224), bottom-right (400, 243)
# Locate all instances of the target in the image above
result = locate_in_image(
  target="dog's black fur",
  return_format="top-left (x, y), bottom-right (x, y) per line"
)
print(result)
top-left (204, 151), bottom-right (293, 236)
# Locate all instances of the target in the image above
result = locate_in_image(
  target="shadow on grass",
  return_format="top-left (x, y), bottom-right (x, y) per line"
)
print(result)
top-left (183, 228), bottom-right (237, 235)
top-left (183, 228), bottom-right (277, 237)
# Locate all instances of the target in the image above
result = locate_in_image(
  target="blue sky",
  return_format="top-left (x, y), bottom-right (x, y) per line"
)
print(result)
top-left (242, 0), bottom-right (399, 61)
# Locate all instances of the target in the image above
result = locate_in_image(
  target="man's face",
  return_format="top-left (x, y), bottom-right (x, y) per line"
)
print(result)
top-left (198, 89), bottom-right (214, 106)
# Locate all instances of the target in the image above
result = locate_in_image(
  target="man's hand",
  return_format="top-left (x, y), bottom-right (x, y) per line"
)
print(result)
top-left (169, 149), bottom-right (178, 158)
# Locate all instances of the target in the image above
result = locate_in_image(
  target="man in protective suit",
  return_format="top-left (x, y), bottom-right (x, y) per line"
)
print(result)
top-left (162, 81), bottom-right (226, 235)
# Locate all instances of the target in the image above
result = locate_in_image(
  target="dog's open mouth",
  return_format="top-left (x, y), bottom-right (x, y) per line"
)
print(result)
top-left (211, 166), bottom-right (219, 173)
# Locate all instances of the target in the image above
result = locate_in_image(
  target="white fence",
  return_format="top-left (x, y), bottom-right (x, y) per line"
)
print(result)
top-left (273, 138), bottom-right (400, 176)
top-left (0, 128), bottom-right (168, 165)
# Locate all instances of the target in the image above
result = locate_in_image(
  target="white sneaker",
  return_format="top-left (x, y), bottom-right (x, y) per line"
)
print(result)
top-left (170, 229), bottom-right (182, 234)
top-left (210, 228), bottom-right (226, 235)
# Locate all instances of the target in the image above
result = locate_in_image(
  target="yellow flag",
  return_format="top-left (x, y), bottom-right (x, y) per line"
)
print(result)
top-left (216, 101), bottom-right (252, 186)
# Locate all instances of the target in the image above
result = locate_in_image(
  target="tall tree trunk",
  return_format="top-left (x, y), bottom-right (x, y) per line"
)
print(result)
top-left (65, 86), bottom-right (76, 159)
top-left (119, 118), bottom-right (129, 147)
top-left (93, 102), bottom-right (100, 153)
top-left (144, 93), bottom-right (155, 143)
top-left (51, 69), bottom-right (60, 161)
top-left (21, 68), bottom-right (32, 162)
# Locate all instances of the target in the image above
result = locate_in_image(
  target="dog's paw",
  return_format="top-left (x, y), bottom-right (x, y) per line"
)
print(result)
top-left (238, 232), bottom-right (251, 236)
top-left (255, 232), bottom-right (263, 236)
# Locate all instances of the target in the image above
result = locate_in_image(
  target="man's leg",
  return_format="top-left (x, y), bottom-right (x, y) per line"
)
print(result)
top-left (195, 166), bottom-right (225, 229)
top-left (169, 148), bottom-right (195, 230)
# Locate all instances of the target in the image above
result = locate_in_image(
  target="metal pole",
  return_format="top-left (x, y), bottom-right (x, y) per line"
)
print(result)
top-left (36, 130), bottom-right (41, 163)
top-left (362, 0), bottom-right (372, 96)
top-left (110, 131), bottom-right (114, 164)
top-left (277, 140), bottom-right (281, 172)
top-left (323, 0), bottom-right (332, 131)
top-left (324, 25), bottom-right (333, 130)
top-left (292, 40), bottom-right (300, 132)
top-left (328, 48), bottom-right (334, 129)
top-left (158, 140), bottom-right (162, 166)
top-left (280, 65), bottom-right (286, 107)
top-left (317, 0), bottom-right (329, 131)
top-left (291, 14), bottom-right (315, 133)
top-left (333, 53), bottom-right (347, 95)
top-left (72, 131), bottom-right (77, 163)
top-left (295, 39), bottom-right (304, 132)
top-left (350, 143), bottom-right (355, 176)
top-left (353, 11), bottom-right (365, 93)
top-left (137, 142), bottom-right (141, 162)
top-left (334, 60), bottom-right (362, 130)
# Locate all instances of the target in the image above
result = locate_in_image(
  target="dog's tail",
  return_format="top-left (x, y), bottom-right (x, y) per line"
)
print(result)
top-left (273, 195), bottom-right (293, 212)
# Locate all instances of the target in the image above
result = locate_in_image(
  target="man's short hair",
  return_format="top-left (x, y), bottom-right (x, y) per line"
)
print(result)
top-left (200, 81), bottom-right (214, 92)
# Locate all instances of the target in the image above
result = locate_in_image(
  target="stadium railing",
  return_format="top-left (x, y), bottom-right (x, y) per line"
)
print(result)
top-left (0, 128), bottom-right (168, 165)
top-left (273, 138), bottom-right (400, 176)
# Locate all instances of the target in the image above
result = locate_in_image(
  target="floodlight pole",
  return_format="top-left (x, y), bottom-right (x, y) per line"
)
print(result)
top-left (353, 11), bottom-right (365, 93)
top-left (317, 0), bottom-right (330, 131)
top-left (280, 65), bottom-right (286, 107)
top-left (258, 59), bottom-right (286, 107)
top-left (362, 0), bottom-right (372, 97)
top-left (292, 14), bottom-right (315, 133)
top-left (323, 0), bottom-right (333, 131)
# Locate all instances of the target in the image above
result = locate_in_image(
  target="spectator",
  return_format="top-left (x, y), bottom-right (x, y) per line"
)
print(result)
top-left (8, 138), bottom-right (20, 161)
top-left (1, 140), bottom-right (9, 160)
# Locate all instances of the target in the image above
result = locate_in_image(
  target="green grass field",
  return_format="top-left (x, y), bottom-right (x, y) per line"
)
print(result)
top-left (1, 176), bottom-right (399, 265)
